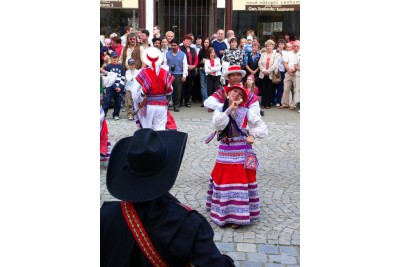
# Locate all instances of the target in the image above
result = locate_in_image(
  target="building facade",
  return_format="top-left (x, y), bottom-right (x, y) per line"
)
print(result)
top-left (100, 0), bottom-right (300, 44)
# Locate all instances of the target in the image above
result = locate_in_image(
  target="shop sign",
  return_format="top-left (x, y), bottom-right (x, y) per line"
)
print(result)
top-left (100, 1), bottom-right (122, 8)
top-left (233, 0), bottom-right (300, 11)
top-left (100, 0), bottom-right (138, 9)
top-left (245, 5), bottom-right (300, 11)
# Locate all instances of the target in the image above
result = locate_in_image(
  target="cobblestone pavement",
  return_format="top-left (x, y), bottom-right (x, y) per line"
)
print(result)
top-left (100, 105), bottom-right (300, 266)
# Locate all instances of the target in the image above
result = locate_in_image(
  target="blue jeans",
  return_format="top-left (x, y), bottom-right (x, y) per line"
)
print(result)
top-left (199, 68), bottom-right (208, 102)
top-left (274, 71), bottom-right (285, 105)
top-left (102, 87), bottom-right (122, 117)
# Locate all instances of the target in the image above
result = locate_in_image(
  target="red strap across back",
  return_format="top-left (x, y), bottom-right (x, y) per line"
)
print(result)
top-left (121, 201), bottom-right (169, 267)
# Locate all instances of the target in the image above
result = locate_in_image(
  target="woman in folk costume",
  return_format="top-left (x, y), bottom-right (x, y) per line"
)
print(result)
top-left (130, 47), bottom-right (177, 130)
top-left (206, 84), bottom-right (267, 229)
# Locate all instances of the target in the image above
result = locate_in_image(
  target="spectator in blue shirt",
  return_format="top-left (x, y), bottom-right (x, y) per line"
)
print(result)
top-left (212, 29), bottom-right (227, 60)
top-left (101, 51), bottom-right (125, 120)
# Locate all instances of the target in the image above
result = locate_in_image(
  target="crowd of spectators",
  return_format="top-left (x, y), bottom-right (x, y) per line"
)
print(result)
top-left (100, 27), bottom-right (301, 120)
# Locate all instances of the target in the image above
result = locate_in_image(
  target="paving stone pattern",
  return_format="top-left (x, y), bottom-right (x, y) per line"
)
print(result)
top-left (100, 108), bottom-right (300, 266)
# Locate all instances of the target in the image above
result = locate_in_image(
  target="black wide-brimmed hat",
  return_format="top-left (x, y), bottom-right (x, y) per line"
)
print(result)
top-left (106, 129), bottom-right (188, 202)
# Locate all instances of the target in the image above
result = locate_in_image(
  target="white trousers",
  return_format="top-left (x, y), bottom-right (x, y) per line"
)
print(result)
top-left (137, 105), bottom-right (168, 131)
top-left (295, 75), bottom-right (300, 104)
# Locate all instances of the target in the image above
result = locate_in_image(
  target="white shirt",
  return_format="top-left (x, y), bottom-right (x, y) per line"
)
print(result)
top-left (283, 50), bottom-right (299, 70)
top-left (121, 34), bottom-right (127, 46)
top-left (223, 38), bottom-right (229, 48)
top-left (204, 58), bottom-right (222, 76)
top-left (277, 50), bottom-right (288, 72)
top-left (124, 68), bottom-right (140, 90)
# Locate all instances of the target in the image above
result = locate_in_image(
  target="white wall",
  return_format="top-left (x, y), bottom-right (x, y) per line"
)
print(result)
top-left (145, 0), bottom-right (154, 42)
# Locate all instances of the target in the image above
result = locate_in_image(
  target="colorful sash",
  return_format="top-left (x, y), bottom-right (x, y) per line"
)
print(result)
top-left (121, 201), bottom-right (170, 267)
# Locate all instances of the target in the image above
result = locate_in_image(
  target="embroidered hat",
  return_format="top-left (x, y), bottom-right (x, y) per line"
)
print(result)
top-left (226, 83), bottom-right (248, 103)
top-left (142, 47), bottom-right (163, 68)
top-left (247, 35), bottom-right (253, 41)
top-left (222, 65), bottom-right (246, 80)
top-left (110, 51), bottom-right (118, 58)
top-left (128, 58), bottom-right (135, 65)
top-left (107, 129), bottom-right (188, 202)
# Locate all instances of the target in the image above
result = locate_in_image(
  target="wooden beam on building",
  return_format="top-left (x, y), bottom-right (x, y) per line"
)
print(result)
top-left (225, 0), bottom-right (232, 31)
top-left (139, 0), bottom-right (146, 29)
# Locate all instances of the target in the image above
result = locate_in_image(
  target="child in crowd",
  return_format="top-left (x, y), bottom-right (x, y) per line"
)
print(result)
top-left (124, 58), bottom-right (139, 120)
top-left (244, 74), bottom-right (264, 116)
top-left (243, 36), bottom-right (253, 54)
top-left (101, 51), bottom-right (125, 121)
top-left (101, 38), bottom-right (114, 68)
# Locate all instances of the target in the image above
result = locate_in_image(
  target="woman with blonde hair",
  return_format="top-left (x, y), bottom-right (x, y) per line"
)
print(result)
top-left (258, 39), bottom-right (280, 109)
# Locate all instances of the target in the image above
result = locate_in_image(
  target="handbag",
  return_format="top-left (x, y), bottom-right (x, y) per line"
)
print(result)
top-left (271, 70), bottom-right (281, 84)
top-left (244, 151), bottom-right (258, 171)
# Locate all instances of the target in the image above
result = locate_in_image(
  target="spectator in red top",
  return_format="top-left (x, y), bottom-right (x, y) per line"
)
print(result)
top-left (179, 35), bottom-right (198, 108)
top-left (112, 36), bottom-right (124, 60)
top-left (284, 32), bottom-right (295, 45)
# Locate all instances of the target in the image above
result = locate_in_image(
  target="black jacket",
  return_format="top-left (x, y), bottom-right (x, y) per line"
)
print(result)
top-left (100, 193), bottom-right (235, 267)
